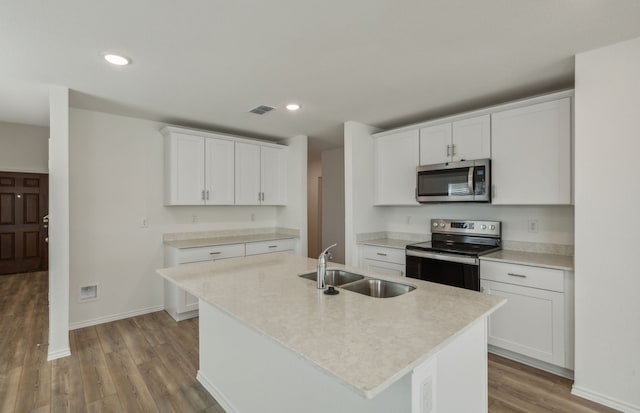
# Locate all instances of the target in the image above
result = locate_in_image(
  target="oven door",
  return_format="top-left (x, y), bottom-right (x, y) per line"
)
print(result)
top-left (406, 250), bottom-right (480, 291)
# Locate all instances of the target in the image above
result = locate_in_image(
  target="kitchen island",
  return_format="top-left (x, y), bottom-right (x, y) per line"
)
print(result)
top-left (157, 252), bottom-right (505, 413)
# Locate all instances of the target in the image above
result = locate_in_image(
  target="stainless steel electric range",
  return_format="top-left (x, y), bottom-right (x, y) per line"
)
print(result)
top-left (405, 219), bottom-right (502, 291)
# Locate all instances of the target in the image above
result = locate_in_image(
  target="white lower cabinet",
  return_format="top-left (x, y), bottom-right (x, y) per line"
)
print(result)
top-left (165, 238), bottom-right (296, 321)
top-left (480, 260), bottom-right (574, 371)
top-left (360, 245), bottom-right (406, 277)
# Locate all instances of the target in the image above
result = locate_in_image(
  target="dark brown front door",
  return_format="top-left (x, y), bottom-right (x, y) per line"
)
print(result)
top-left (0, 171), bottom-right (48, 275)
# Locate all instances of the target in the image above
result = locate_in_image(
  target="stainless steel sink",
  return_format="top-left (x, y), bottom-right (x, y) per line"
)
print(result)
top-left (340, 279), bottom-right (416, 298)
top-left (299, 269), bottom-right (365, 286)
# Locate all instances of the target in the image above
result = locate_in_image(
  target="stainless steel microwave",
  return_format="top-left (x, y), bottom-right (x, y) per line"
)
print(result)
top-left (416, 159), bottom-right (491, 203)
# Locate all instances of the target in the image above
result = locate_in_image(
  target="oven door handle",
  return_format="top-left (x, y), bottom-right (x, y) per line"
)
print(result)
top-left (406, 249), bottom-right (479, 265)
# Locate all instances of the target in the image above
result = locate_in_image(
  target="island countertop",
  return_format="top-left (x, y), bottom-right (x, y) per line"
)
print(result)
top-left (157, 253), bottom-right (505, 399)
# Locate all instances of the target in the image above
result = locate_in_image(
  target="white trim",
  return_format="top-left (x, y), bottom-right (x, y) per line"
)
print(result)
top-left (196, 370), bottom-right (239, 413)
top-left (47, 347), bottom-right (71, 361)
top-left (572, 385), bottom-right (640, 413)
top-left (160, 125), bottom-right (286, 149)
top-left (0, 166), bottom-right (49, 174)
top-left (488, 345), bottom-right (574, 380)
top-left (68, 305), bottom-right (164, 330)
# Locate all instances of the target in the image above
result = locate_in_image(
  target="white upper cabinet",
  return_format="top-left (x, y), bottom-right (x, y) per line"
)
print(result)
top-left (373, 129), bottom-right (420, 205)
top-left (163, 126), bottom-right (287, 206)
top-left (164, 132), bottom-right (207, 205)
top-left (419, 114), bottom-right (490, 165)
top-left (491, 97), bottom-right (572, 205)
top-left (205, 137), bottom-right (235, 205)
top-left (235, 142), bottom-right (262, 205)
top-left (235, 142), bottom-right (288, 205)
top-left (260, 145), bottom-right (288, 205)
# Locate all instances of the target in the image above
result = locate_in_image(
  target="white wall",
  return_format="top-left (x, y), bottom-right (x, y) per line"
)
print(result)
top-left (0, 120), bottom-right (48, 173)
top-left (572, 36), bottom-right (640, 412)
top-left (276, 134), bottom-right (308, 257)
top-left (321, 147), bottom-right (345, 264)
top-left (307, 151), bottom-right (322, 258)
top-left (380, 204), bottom-right (574, 245)
top-left (68, 108), bottom-right (303, 328)
top-left (48, 86), bottom-right (70, 360)
top-left (344, 121), bottom-right (384, 266)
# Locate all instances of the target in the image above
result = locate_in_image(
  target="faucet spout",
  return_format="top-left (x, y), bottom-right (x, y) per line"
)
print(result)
top-left (317, 243), bottom-right (337, 289)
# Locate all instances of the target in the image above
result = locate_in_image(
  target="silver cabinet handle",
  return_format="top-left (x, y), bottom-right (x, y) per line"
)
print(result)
top-left (451, 143), bottom-right (456, 156)
top-left (446, 144), bottom-right (451, 157)
top-left (508, 272), bottom-right (527, 278)
top-left (202, 190), bottom-right (205, 200)
top-left (209, 252), bottom-right (222, 255)
top-left (206, 190), bottom-right (210, 200)
top-left (261, 192), bottom-right (265, 201)
top-left (268, 245), bottom-right (277, 248)
top-left (376, 252), bottom-right (387, 256)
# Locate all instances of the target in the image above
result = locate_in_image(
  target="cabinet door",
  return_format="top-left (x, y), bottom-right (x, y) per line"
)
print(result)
top-left (362, 258), bottom-right (405, 277)
top-left (261, 146), bottom-right (288, 205)
top-left (234, 142), bottom-right (261, 205)
top-left (204, 137), bottom-right (235, 205)
top-left (374, 129), bottom-right (420, 205)
top-left (482, 279), bottom-right (565, 366)
top-left (165, 133), bottom-right (205, 205)
top-left (491, 97), bottom-right (572, 205)
top-left (419, 123), bottom-right (452, 165)
top-left (451, 115), bottom-right (490, 162)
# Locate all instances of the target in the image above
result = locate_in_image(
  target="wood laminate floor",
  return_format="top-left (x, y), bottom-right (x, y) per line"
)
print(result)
top-left (0, 271), bottom-right (619, 413)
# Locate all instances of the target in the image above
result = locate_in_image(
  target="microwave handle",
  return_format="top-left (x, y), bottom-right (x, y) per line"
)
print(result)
top-left (467, 166), bottom-right (475, 195)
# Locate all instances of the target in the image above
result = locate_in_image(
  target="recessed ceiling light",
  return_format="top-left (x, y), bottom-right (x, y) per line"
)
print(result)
top-left (286, 103), bottom-right (301, 111)
top-left (103, 53), bottom-right (130, 66)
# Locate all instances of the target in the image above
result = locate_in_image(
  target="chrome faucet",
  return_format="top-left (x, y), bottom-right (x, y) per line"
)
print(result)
top-left (317, 243), bottom-right (337, 289)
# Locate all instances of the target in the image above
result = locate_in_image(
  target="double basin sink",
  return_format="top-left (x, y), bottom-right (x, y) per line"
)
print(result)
top-left (299, 269), bottom-right (415, 298)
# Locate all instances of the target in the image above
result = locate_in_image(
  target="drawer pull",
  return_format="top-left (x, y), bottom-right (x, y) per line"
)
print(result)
top-left (376, 253), bottom-right (388, 256)
top-left (268, 245), bottom-right (278, 248)
top-left (209, 252), bottom-right (222, 255)
top-left (507, 272), bottom-right (527, 278)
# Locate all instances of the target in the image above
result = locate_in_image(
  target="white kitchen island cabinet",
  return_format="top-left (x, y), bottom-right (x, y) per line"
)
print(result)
top-left (491, 95), bottom-right (572, 205)
top-left (158, 253), bottom-right (505, 413)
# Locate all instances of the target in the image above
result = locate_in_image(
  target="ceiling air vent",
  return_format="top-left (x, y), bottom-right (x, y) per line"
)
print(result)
top-left (249, 105), bottom-right (275, 115)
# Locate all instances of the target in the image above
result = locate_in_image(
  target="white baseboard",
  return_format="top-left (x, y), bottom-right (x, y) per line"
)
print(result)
top-left (572, 385), bottom-right (640, 413)
top-left (197, 370), bottom-right (239, 413)
top-left (69, 305), bottom-right (164, 330)
top-left (47, 347), bottom-right (71, 361)
top-left (488, 345), bottom-right (574, 379)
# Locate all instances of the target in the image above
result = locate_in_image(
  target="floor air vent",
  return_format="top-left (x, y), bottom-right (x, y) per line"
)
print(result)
top-left (249, 105), bottom-right (275, 115)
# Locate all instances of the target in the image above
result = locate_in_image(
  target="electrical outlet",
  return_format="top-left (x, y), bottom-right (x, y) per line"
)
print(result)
top-left (406, 216), bottom-right (412, 225)
top-left (140, 217), bottom-right (148, 228)
top-left (251, 213), bottom-right (255, 222)
top-left (192, 215), bottom-right (199, 224)
top-left (528, 219), bottom-right (539, 233)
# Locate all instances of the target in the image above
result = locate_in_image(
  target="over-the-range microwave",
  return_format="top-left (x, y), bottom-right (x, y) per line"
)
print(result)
top-left (416, 159), bottom-right (491, 203)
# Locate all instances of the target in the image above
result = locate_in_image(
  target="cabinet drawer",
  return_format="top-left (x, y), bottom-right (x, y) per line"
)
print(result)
top-left (177, 243), bottom-right (245, 264)
top-left (245, 239), bottom-right (296, 256)
top-left (480, 260), bottom-right (564, 292)
top-left (362, 245), bottom-right (406, 265)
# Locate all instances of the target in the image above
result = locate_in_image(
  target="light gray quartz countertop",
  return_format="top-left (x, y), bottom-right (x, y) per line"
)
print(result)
top-left (358, 238), bottom-right (417, 249)
top-left (157, 253), bottom-right (505, 398)
top-left (481, 250), bottom-right (574, 271)
top-left (164, 232), bottom-right (297, 249)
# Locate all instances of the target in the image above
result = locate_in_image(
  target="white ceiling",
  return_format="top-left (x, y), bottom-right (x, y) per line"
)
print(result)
top-left (2, 1), bottom-right (640, 152)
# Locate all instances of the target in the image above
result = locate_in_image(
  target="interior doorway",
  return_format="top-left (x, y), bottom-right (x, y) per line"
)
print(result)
top-left (0, 171), bottom-right (49, 275)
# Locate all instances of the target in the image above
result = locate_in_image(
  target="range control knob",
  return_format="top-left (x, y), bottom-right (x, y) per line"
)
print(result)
top-left (490, 225), bottom-right (496, 230)
top-left (432, 222), bottom-right (439, 228)
top-left (439, 223), bottom-right (445, 228)
top-left (481, 224), bottom-right (487, 230)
